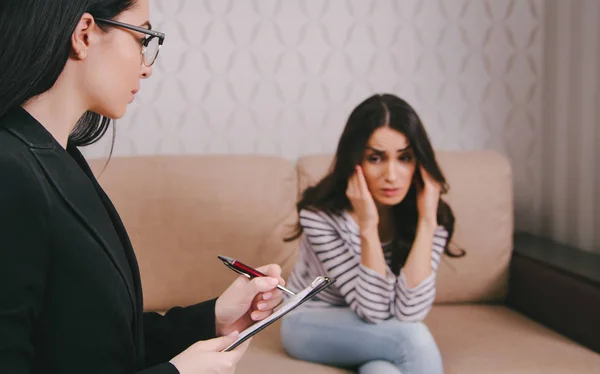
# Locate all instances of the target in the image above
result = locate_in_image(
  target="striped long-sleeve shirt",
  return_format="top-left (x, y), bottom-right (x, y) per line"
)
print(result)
top-left (287, 208), bottom-right (448, 324)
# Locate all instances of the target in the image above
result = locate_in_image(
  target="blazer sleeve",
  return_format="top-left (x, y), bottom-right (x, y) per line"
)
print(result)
top-left (136, 363), bottom-right (180, 374)
top-left (142, 298), bottom-right (218, 366)
top-left (0, 155), bottom-right (50, 373)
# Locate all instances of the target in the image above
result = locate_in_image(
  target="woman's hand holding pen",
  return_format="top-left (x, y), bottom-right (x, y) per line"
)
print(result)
top-left (214, 263), bottom-right (285, 336)
top-left (170, 264), bottom-right (284, 373)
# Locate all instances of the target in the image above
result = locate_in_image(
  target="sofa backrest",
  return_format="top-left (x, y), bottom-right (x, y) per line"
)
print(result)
top-left (296, 151), bottom-right (514, 303)
top-left (90, 150), bottom-right (513, 311)
top-left (89, 155), bottom-right (300, 312)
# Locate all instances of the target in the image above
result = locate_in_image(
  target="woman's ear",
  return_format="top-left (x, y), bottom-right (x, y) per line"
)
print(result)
top-left (70, 13), bottom-right (96, 59)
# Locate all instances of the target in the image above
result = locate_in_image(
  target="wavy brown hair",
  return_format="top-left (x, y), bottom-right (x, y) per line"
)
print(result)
top-left (286, 93), bottom-right (465, 274)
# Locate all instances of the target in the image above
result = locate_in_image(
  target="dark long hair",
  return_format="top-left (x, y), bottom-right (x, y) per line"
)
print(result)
top-left (0, 0), bottom-right (136, 147)
top-left (287, 94), bottom-right (465, 274)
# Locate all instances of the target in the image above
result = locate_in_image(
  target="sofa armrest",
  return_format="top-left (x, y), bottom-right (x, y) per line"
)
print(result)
top-left (506, 233), bottom-right (600, 354)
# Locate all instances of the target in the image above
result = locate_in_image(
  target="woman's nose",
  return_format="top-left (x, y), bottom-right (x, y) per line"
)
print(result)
top-left (384, 162), bottom-right (397, 181)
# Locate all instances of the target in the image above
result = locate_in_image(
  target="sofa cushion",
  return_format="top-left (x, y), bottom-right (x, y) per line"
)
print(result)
top-left (426, 305), bottom-right (600, 373)
top-left (237, 306), bottom-right (600, 374)
top-left (296, 151), bottom-right (514, 303)
top-left (89, 155), bottom-right (300, 311)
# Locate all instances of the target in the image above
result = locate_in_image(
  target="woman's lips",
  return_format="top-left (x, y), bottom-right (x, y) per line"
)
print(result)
top-left (381, 188), bottom-right (400, 197)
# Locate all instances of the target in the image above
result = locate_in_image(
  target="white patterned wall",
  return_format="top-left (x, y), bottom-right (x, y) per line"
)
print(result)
top-left (84, 0), bottom-right (544, 233)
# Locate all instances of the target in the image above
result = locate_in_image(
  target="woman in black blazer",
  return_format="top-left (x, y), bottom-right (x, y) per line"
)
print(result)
top-left (0, 1), bottom-right (285, 373)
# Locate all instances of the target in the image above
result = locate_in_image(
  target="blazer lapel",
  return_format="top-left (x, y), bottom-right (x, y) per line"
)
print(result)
top-left (1, 107), bottom-right (137, 310)
top-left (34, 147), bottom-right (137, 308)
top-left (68, 145), bottom-right (144, 301)
top-left (67, 145), bottom-right (144, 354)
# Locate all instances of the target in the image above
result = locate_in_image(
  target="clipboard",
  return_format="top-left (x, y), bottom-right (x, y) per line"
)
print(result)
top-left (222, 275), bottom-right (336, 352)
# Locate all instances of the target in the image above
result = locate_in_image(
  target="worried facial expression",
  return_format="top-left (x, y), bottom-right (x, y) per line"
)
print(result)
top-left (360, 127), bottom-right (418, 206)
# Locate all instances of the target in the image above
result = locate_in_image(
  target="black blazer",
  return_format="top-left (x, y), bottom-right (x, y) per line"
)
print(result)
top-left (0, 107), bottom-right (217, 374)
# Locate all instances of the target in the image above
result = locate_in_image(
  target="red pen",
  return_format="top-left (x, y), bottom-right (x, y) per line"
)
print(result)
top-left (218, 255), bottom-right (296, 296)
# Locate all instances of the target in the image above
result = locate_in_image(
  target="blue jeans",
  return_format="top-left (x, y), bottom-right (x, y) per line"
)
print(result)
top-left (280, 307), bottom-right (443, 374)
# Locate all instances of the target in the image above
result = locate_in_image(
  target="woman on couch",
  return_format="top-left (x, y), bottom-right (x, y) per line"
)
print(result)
top-left (0, 1), bottom-right (285, 373)
top-left (281, 93), bottom-right (464, 373)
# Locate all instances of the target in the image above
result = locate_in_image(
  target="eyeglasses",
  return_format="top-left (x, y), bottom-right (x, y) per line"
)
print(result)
top-left (95, 18), bottom-right (165, 67)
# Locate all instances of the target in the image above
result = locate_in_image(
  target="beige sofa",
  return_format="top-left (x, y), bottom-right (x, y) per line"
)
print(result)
top-left (89, 151), bottom-right (600, 373)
